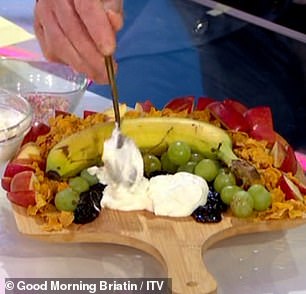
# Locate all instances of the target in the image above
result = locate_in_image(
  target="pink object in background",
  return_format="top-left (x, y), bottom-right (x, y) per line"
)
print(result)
top-left (0, 46), bottom-right (39, 59)
top-left (295, 151), bottom-right (306, 172)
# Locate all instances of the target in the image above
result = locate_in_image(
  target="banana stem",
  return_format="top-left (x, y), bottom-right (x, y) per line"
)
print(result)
top-left (215, 142), bottom-right (238, 166)
top-left (216, 143), bottom-right (261, 187)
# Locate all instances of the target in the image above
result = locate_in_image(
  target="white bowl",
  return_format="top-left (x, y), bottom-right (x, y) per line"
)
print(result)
top-left (0, 57), bottom-right (88, 124)
top-left (0, 90), bottom-right (33, 164)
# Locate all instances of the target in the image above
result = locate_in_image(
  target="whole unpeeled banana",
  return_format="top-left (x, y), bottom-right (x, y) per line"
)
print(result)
top-left (46, 117), bottom-right (237, 179)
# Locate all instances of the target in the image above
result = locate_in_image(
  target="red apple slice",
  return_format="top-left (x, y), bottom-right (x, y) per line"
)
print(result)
top-left (15, 142), bottom-right (41, 160)
top-left (280, 144), bottom-right (298, 174)
top-left (207, 101), bottom-right (249, 132)
top-left (22, 121), bottom-right (50, 145)
top-left (289, 176), bottom-right (306, 195)
top-left (196, 97), bottom-right (215, 111)
top-left (270, 141), bottom-right (287, 168)
top-left (55, 110), bottom-right (71, 117)
top-left (135, 100), bottom-right (155, 113)
top-left (244, 106), bottom-right (276, 144)
top-left (1, 177), bottom-right (12, 192)
top-left (278, 174), bottom-right (304, 201)
top-left (10, 171), bottom-right (37, 193)
top-left (1, 158), bottom-right (37, 192)
top-left (163, 96), bottom-right (195, 113)
top-left (83, 110), bottom-right (97, 118)
top-left (3, 161), bottom-right (35, 178)
top-left (7, 191), bottom-right (36, 207)
top-left (223, 98), bottom-right (248, 115)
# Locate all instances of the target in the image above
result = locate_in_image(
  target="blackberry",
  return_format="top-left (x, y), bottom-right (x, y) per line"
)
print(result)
top-left (74, 183), bottom-right (106, 224)
top-left (207, 188), bottom-right (228, 212)
top-left (192, 204), bottom-right (222, 223)
top-left (192, 187), bottom-right (227, 223)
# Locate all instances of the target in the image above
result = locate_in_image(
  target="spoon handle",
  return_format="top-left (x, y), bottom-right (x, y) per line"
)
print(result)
top-left (105, 55), bottom-right (121, 128)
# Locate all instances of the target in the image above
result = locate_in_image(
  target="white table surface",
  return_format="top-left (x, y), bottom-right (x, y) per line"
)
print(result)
top-left (1, 91), bottom-right (306, 294)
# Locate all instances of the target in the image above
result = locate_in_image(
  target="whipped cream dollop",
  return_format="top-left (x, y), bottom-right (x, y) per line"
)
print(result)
top-left (88, 125), bottom-right (208, 217)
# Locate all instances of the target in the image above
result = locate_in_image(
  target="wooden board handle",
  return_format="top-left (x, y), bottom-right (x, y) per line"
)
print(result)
top-left (157, 242), bottom-right (217, 294)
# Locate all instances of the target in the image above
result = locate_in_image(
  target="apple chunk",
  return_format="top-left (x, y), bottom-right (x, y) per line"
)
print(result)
top-left (3, 160), bottom-right (35, 178)
top-left (270, 140), bottom-right (298, 175)
top-left (6, 171), bottom-right (38, 207)
top-left (10, 171), bottom-right (38, 193)
top-left (1, 159), bottom-right (37, 192)
top-left (7, 191), bottom-right (36, 207)
top-left (16, 142), bottom-right (41, 160)
top-left (270, 140), bottom-right (286, 169)
top-left (278, 174), bottom-right (304, 201)
top-left (280, 144), bottom-right (298, 174)
top-left (1, 177), bottom-right (12, 192)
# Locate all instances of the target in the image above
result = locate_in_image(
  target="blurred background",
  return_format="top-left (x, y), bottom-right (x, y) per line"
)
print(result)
top-left (1, 0), bottom-right (306, 150)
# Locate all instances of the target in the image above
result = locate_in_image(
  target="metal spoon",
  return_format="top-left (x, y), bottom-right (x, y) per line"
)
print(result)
top-left (105, 55), bottom-right (121, 128)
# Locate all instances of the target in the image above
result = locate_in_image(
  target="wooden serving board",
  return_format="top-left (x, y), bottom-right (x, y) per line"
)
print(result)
top-left (12, 204), bottom-right (306, 294)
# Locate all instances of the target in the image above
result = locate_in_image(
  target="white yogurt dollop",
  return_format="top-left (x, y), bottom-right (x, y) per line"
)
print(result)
top-left (148, 172), bottom-right (208, 217)
top-left (88, 125), bottom-right (153, 212)
top-left (88, 125), bottom-right (208, 217)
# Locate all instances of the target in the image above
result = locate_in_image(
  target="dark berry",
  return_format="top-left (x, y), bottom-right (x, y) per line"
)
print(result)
top-left (74, 183), bottom-right (105, 224)
top-left (74, 202), bottom-right (100, 224)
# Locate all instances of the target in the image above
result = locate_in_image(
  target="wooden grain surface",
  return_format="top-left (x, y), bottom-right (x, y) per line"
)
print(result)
top-left (12, 204), bottom-right (306, 294)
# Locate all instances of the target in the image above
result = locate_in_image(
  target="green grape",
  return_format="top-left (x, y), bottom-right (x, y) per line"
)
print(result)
top-left (160, 152), bottom-right (178, 173)
top-left (217, 167), bottom-right (231, 175)
top-left (230, 191), bottom-right (254, 218)
top-left (248, 184), bottom-right (272, 211)
top-left (69, 176), bottom-right (90, 194)
top-left (189, 152), bottom-right (204, 163)
top-left (220, 185), bottom-right (243, 205)
top-left (213, 172), bottom-right (236, 193)
top-left (194, 159), bottom-right (220, 182)
top-left (55, 188), bottom-right (80, 211)
top-left (167, 141), bottom-right (191, 166)
top-left (177, 161), bottom-right (197, 174)
top-left (143, 154), bottom-right (161, 177)
top-left (80, 169), bottom-right (99, 186)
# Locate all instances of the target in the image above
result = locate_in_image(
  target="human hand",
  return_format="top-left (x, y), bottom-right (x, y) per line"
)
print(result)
top-left (34, 0), bottom-right (123, 83)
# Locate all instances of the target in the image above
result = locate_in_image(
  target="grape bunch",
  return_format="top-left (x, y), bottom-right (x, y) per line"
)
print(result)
top-left (54, 169), bottom-right (105, 224)
top-left (143, 140), bottom-right (272, 220)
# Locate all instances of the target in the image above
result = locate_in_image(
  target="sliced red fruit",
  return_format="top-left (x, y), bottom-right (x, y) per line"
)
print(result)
top-left (270, 140), bottom-right (287, 169)
top-left (3, 161), bottom-right (35, 178)
top-left (1, 157), bottom-right (39, 192)
top-left (83, 110), bottom-right (97, 118)
top-left (207, 101), bottom-right (249, 132)
top-left (55, 109), bottom-right (70, 117)
top-left (1, 177), bottom-right (12, 192)
top-left (244, 106), bottom-right (276, 144)
top-left (222, 98), bottom-right (248, 115)
top-left (10, 170), bottom-right (37, 193)
top-left (163, 96), bottom-right (195, 113)
top-left (278, 174), bottom-right (304, 201)
top-left (22, 121), bottom-right (50, 145)
top-left (7, 191), bottom-right (36, 207)
top-left (196, 97), bottom-right (215, 111)
top-left (135, 100), bottom-right (155, 113)
top-left (290, 177), bottom-right (306, 195)
top-left (280, 144), bottom-right (298, 174)
top-left (270, 133), bottom-right (298, 174)
top-left (15, 142), bottom-right (41, 160)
